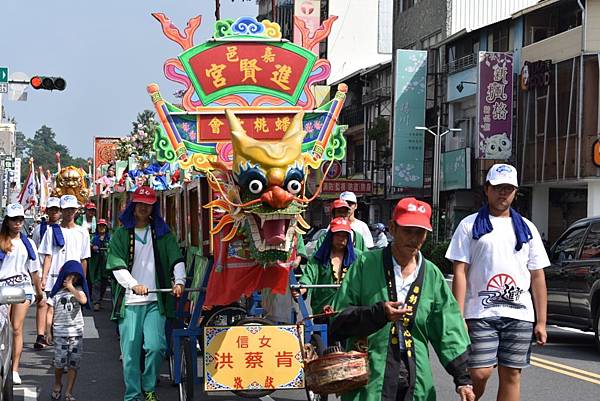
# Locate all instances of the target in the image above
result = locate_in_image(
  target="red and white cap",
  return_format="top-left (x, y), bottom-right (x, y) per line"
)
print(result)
top-left (84, 201), bottom-right (97, 210)
top-left (329, 217), bottom-right (353, 234)
top-left (132, 186), bottom-right (157, 205)
top-left (392, 197), bottom-right (432, 232)
top-left (331, 199), bottom-right (350, 210)
top-left (97, 218), bottom-right (108, 226)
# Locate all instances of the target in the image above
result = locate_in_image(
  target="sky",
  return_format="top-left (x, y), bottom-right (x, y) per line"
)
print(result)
top-left (0, 0), bottom-right (258, 158)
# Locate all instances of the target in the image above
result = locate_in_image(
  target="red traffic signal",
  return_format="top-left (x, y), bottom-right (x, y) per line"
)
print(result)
top-left (30, 76), bottom-right (66, 91)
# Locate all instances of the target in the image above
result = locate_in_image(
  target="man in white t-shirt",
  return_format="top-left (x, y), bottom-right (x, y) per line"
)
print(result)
top-left (39, 195), bottom-right (91, 346)
top-left (445, 164), bottom-right (549, 401)
top-left (339, 191), bottom-right (374, 248)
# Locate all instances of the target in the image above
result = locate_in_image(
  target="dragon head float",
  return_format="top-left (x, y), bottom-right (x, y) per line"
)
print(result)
top-left (207, 110), bottom-right (312, 265)
top-left (52, 166), bottom-right (90, 204)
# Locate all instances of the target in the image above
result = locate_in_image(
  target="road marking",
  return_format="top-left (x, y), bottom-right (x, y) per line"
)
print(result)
top-left (531, 356), bottom-right (600, 385)
top-left (14, 386), bottom-right (37, 400)
top-left (260, 396), bottom-right (276, 401)
top-left (83, 316), bottom-right (99, 339)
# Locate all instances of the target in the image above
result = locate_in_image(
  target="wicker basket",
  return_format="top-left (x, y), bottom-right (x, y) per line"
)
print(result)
top-left (304, 350), bottom-right (369, 395)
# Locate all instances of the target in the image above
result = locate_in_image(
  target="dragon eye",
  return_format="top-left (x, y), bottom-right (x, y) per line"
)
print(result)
top-left (286, 179), bottom-right (302, 195)
top-left (249, 180), bottom-right (264, 194)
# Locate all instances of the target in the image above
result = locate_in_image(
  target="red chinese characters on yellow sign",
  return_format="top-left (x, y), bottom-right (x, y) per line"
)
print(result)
top-left (197, 113), bottom-right (297, 141)
top-left (190, 43), bottom-right (307, 97)
top-left (204, 325), bottom-right (304, 391)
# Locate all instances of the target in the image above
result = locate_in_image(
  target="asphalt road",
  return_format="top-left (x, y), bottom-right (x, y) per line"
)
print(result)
top-left (13, 304), bottom-right (600, 401)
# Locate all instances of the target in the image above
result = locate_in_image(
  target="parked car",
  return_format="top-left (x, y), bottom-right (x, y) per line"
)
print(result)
top-left (546, 217), bottom-right (600, 351)
top-left (0, 286), bottom-right (27, 400)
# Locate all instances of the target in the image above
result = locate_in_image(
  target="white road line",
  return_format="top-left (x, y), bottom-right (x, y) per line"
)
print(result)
top-left (260, 396), bottom-right (276, 401)
top-left (83, 316), bottom-right (99, 339)
top-left (14, 386), bottom-right (37, 400)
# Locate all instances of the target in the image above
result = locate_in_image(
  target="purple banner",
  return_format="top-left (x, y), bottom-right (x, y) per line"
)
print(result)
top-left (477, 52), bottom-right (513, 159)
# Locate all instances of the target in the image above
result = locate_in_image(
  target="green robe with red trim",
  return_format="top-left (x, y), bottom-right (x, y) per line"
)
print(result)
top-left (106, 226), bottom-right (184, 321)
top-left (331, 247), bottom-right (471, 401)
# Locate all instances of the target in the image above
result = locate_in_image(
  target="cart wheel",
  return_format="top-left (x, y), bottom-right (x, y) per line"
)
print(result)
top-left (178, 338), bottom-right (195, 401)
top-left (203, 305), bottom-right (248, 327)
top-left (232, 317), bottom-right (275, 399)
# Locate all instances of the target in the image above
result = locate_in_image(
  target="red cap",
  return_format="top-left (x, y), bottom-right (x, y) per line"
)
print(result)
top-left (330, 217), bottom-right (353, 234)
top-left (97, 219), bottom-right (108, 226)
top-left (392, 197), bottom-right (432, 232)
top-left (84, 202), bottom-right (97, 210)
top-left (331, 199), bottom-right (350, 210)
top-left (132, 186), bottom-right (157, 205)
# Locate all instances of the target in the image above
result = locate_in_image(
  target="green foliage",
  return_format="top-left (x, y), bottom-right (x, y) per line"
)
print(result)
top-left (366, 116), bottom-right (389, 145)
top-left (421, 240), bottom-right (452, 275)
top-left (24, 125), bottom-right (87, 174)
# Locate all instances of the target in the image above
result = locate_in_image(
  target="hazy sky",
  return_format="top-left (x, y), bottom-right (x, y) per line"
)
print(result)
top-left (1, 0), bottom-right (258, 158)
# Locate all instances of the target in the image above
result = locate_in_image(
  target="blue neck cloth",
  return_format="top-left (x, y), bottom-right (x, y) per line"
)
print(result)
top-left (472, 205), bottom-right (533, 251)
top-left (119, 201), bottom-right (170, 238)
top-left (0, 233), bottom-right (37, 262)
top-left (41, 220), bottom-right (65, 248)
top-left (314, 230), bottom-right (357, 267)
top-left (49, 260), bottom-right (91, 309)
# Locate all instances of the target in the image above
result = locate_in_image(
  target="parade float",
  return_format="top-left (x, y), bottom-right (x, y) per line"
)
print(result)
top-left (100, 12), bottom-right (351, 400)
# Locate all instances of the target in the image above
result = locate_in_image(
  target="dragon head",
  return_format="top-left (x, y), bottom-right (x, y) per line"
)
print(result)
top-left (224, 109), bottom-right (309, 262)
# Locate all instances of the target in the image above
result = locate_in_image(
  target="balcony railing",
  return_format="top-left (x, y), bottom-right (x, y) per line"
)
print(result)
top-left (443, 53), bottom-right (476, 74)
top-left (339, 105), bottom-right (364, 127)
top-left (362, 86), bottom-right (392, 105)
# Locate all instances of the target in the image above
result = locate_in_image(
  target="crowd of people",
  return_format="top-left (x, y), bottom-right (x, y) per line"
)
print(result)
top-left (0, 163), bottom-right (549, 401)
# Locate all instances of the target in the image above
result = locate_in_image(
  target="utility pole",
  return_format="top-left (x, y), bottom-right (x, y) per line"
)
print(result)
top-left (416, 121), bottom-right (461, 243)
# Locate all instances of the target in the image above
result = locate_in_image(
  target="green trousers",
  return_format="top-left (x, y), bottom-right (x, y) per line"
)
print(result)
top-left (119, 302), bottom-right (166, 401)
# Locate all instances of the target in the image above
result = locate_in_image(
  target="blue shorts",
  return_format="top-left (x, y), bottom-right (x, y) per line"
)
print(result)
top-left (466, 317), bottom-right (533, 369)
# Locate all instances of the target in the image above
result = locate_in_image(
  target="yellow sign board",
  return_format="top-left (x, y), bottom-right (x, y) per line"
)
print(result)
top-left (204, 325), bottom-right (305, 391)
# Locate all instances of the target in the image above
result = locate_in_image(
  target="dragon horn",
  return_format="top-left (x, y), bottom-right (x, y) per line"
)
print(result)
top-left (282, 111), bottom-right (305, 140)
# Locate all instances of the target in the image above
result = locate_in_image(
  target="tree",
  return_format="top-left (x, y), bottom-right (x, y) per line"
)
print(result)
top-left (25, 125), bottom-right (88, 173)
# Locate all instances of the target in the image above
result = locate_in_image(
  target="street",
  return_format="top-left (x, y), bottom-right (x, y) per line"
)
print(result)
top-left (12, 303), bottom-right (599, 401)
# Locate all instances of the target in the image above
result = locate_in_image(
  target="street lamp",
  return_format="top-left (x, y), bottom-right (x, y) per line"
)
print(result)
top-left (416, 115), bottom-right (461, 243)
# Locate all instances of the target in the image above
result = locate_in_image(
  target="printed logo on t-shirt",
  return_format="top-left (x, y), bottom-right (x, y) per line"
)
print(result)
top-left (477, 273), bottom-right (525, 310)
top-left (59, 295), bottom-right (78, 315)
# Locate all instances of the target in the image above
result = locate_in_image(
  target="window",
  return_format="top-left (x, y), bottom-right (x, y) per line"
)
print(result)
top-left (401, 0), bottom-right (415, 13)
top-left (550, 226), bottom-right (587, 262)
top-left (491, 25), bottom-right (509, 52)
top-left (580, 223), bottom-right (600, 260)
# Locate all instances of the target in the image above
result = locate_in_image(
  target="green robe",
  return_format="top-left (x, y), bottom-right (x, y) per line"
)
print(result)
top-left (314, 229), bottom-right (366, 252)
top-left (299, 250), bottom-right (362, 314)
top-left (331, 247), bottom-right (470, 401)
top-left (89, 234), bottom-right (110, 284)
top-left (106, 226), bottom-right (184, 321)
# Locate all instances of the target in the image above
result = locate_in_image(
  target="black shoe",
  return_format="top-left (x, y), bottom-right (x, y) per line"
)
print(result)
top-left (33, 335), bottom-right (47, 349)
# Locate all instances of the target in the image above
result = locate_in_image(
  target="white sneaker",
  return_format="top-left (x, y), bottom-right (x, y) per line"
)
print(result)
top-left (12, 371), bottom-right (21, 385)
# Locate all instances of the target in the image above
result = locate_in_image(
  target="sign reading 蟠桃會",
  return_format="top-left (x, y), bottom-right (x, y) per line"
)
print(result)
top-left (204, 325), bottom-right (304, 391)
top-left (477, 52), bottom-right (513, 160)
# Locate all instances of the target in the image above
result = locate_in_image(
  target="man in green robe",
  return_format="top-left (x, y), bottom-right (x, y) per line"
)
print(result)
top-left (296, 217), bottom-right (362, 315)
top-left (106, 186), bottom-right (185, 401)
top-left (331, 198), bottom-right (475, 401)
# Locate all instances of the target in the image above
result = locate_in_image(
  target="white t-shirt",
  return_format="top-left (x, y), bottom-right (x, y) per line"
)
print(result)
top-left (112, 227), bottom-right (185, 305)
top-left (0, 238), bottom-right (40, 295)
top-left (392, 252), bottom-right (421, 350)
top-left (351, 218), bottom-right (374, 248)
top-left (47, 287), bottom-right (85, 337)
top-left (38, 225), bottom-right (91, 290)
top-left (445, 213), bottom-right (550, 322)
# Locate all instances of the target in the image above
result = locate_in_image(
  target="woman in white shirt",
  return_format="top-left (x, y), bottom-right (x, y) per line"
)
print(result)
top-left (0, 203), bottom-right (43, 385)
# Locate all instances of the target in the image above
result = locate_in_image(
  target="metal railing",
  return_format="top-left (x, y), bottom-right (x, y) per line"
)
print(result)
top-left (443, 53), bottom-right (476, 74)
top-left (362, 86), bottom-right (392, 104)
top-left (338, 105), bottom-right (364, 127)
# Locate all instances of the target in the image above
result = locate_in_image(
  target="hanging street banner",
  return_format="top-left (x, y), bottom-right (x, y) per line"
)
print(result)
top-left (204, 325), bottom-right (304, 391)
top-left (477, 51), bottom-right (513, 159)
top-left (392, 49), bottom-right (427, 188)
top-left (441, 147), bottom-right (471, 191)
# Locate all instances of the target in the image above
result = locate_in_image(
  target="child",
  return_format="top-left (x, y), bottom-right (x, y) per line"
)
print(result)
top-left (47, 260), bottom-right (90, 401)
top-left (89, 219), bottom-right (110, 311)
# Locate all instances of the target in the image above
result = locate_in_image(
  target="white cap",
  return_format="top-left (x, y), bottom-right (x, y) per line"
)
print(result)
top-left (486, 164), bottom-right (519, 187)
top-left (60, 195), bottom-right (79, 209)
top-left (47, 197), bottom-right (60, 209)
top-left (5, 203), bottom-right (25, 218)
top-left (339, 191), bottom-right (357, 203)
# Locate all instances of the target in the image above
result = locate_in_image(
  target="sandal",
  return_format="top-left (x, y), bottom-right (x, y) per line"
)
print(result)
top-left (50, 385), bottom-right (62, 400)
top-left (64, 394), bottom-right (76, 401)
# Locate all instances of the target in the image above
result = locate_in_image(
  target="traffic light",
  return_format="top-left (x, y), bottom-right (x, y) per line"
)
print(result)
top-left (29, 76), bottom-right (66, 91)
